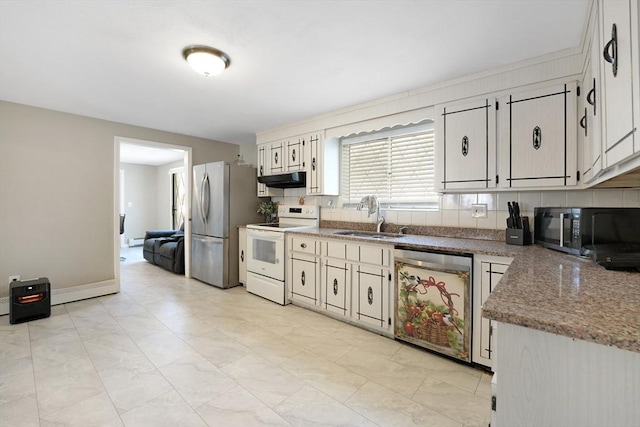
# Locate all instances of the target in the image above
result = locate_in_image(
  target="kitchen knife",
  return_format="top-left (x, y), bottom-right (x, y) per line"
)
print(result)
top-left (507, 202), bottom-right (515, 228)
top-left (513, 201), bottom-right (522, 228)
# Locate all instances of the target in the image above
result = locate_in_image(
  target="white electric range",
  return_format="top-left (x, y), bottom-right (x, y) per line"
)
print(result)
top-left (245, 205), bottom-right (319, 304)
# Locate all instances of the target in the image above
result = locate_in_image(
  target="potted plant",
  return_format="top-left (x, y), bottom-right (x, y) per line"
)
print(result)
top-left (257, 200), bottom-right (279, 223)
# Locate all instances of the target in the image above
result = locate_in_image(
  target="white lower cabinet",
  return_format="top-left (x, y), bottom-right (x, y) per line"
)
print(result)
top-left (472, 255), bottom-right (512, 370)
top-left (322, 259), bottom-right (350, 316)
top-left (353, 264), bottom-right (390, 330)
top-left (289, 253), bottom-right (320, 306)
top-left (288, 234), bottom-right (393, 334)
top-left (238, 227), bottom-right (247, 285)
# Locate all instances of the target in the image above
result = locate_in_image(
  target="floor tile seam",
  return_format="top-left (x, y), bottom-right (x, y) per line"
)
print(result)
top-left (271, 382), bottom-right (363, 426)
top-left (340, 380), bottom-right (385, 427)
top-left (424, 369), bottom-right (485, 397)
top-left (407, 373), bottom-right (487, 426)
top-left (37, 391), bottom-right (126, 426)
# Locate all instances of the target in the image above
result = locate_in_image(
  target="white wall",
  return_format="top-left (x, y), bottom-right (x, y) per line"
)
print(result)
top-left (120, 163), bottom-right (159, 242)
top-left (0, 101), bottom-right (240, 298)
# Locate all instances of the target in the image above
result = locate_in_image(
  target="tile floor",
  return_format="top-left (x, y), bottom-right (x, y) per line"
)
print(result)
top-left (0, 247), bottom-right (492, 426)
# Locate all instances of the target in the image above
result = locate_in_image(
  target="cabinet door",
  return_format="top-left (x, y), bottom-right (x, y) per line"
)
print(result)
top-left (286, 137), bottom-right (304, 172)
top-left (238, 228), bottom-right (247, 285)
top-left (306, 132), bottom-right (339, 195)
top-left (437, 98), bottom-right (497, 190)
top-left (580, 58), bottom-right (595, 184)
top-left (290, 253), bottom-right (319, 305)
top-left (586, 7), bottom-right (604, 182)
top-left (257, 144), bottom-right (268, 197)
top-left (499, 82), bottom-right (578, 188)
top-left (307, 133), bottom-right (322, 194)
top-left (323, 260), bottom-right (350, 316)
top-left (600, 0), bottom-right (635, 166)
top-left (269, 141), bottom-right (284, 174)
top-left (353, 265), bottom-right (388, 329)
top-left (479, 262), bottom-right (508, 361)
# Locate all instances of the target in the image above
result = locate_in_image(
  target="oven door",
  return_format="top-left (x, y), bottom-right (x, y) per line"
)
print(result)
top-left (246, 228), bottom-right (285, 281)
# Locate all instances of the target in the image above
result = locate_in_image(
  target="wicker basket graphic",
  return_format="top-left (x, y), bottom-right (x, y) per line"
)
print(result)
top-left (417, 321), bottom-right (451, 346)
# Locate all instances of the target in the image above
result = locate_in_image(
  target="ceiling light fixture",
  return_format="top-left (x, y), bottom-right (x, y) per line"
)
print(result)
top-left (182, 45), bottom-right (230, 77)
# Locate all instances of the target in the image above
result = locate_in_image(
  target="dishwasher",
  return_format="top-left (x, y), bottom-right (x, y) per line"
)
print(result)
top-left (394, 247), bottom-right (472, 362)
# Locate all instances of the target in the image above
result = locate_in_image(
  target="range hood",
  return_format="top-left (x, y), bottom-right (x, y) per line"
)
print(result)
top-left (257, 171), bottom-right (306, 188)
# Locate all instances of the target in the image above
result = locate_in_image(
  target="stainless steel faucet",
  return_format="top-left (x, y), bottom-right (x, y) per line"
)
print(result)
top-left (357, 195), bottom-right (385, 232)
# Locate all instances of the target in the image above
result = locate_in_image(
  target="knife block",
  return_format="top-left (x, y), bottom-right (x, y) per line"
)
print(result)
top-left (505, 227), bottom-right (532, 246)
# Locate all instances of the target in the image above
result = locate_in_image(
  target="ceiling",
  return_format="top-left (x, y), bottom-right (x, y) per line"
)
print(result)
top-left (0, 1), bottom-right (589, 146)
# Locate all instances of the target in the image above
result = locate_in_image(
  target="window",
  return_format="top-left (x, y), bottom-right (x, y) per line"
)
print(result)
top-left (341, 123), bottom-right (438, 207)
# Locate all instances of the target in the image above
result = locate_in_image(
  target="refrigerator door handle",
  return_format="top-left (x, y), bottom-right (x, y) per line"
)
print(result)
top-left (202, 173), bottom-right (210, 224)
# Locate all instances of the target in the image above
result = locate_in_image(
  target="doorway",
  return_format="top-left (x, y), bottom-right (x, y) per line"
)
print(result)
top-left (171, 169), bottom-right (186, 230)
top-left (114, 137), bottom-right (192, 280)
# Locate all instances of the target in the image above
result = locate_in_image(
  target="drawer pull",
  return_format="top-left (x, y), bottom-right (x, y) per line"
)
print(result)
top-left (300, 243), bottom-right (307, 249)
top-left (240, 250), bottom-right (244, 262)
top-left (603, 23), bottom-right (617, 77)
top-left (532, 126), bottom-right (542, 150)
top-left (333, 278), bottom-right (338, 295)
top-left (301, 271), bottom-right (306, 286)
top-left (367, 287), bottom-right (374, 305)
top-left (461, 135), bottom-right (469, 156)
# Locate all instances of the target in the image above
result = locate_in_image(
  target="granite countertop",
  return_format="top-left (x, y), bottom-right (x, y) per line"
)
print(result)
top-left (289, 227), bottom-right (640, 353)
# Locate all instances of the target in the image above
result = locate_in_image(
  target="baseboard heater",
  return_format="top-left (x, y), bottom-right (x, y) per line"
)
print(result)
top-left (129, 238), bottom-right (145, 247)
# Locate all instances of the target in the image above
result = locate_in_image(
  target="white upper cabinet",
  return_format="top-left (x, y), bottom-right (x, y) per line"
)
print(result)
top-left (256, 143), bottom-right (283, 197)
top-left (581, 5), bottom-right (604, 185)
top-left (436, 98), bottom-right (497, 190)
top-left (306, 132), bottom-right (339, 195)
top-left (599, 0), bottom-right (636, 167)
top-left (498, 81), bottom-right (578, 188)
top-left (268, 140), bottom-right (285, 175)
top-left (286, 136), bottom-right (305, 172)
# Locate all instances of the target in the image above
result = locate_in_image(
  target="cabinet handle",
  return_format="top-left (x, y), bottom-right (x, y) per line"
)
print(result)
top-left (367, 287), bottom-right (374, 305)
top-left (274, 152), bottom-right (278, 164)
top-left (580, 108), bottom-right (587, 137)
top-left (587, 78), bottom-right (596, 116)
top-left (312, 157), bottom-right (316, 171)
top-left (532, 126), bottom-right (542, 150)
top-left (300, 243), bottom-right (307, 248)
top-left (333, 278), bottom-right (338, 295)
top-left (603, 23), bottom-right (617, 77)
top-left (240, 250), bottom-right (244, 262)
top-left (301, 271), bottom-right (306, 286)
top-left (259, 165), bottom-right (263, 176)
top-left (461, 135), bottom-right (469, 156)
top-left (292, 148), bottom-right (296, 162)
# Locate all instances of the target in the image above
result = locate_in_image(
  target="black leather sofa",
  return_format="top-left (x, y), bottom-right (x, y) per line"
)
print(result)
top-left (142, 226), bottom-right (185, 274)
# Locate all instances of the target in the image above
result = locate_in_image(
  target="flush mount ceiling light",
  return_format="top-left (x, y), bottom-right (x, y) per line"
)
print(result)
top-left (182, 45), bottom-right (231, 77)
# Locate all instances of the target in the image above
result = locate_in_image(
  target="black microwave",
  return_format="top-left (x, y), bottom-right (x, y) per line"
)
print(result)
top-left (533, 207), bottom-right (640, 256)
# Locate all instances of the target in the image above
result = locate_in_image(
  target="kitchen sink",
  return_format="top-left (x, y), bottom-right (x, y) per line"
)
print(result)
top-left (332, 230), bottom-right (405, 240)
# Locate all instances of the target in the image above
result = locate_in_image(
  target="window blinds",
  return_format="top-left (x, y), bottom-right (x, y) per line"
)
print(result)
top-left (342, 127), bottom-right (438, 205)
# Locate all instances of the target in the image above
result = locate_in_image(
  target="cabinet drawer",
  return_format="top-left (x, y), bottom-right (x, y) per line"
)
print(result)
top-left (325, 240), bottom-right (360, 259)
top-left (290, 253), bottom-right (318, 303)
top-left (357, 245), bottom-right (391, 267)
top-left (354, 265), bottom-right (387, 328)
top-left (323, 260), bottom-right (349, 316)
top-left (290, 237), bottom-right (318, 255)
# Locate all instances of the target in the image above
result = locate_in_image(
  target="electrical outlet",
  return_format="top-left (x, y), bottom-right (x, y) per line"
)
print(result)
top-left (471, 204), bottom-right (488, 218)
top-left (9, 275), bottom-right (21, 283)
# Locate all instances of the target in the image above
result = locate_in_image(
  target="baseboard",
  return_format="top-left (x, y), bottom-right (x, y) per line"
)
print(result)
top-left (129, 238), bottom-right (145, 247)
top-left (0, 279), bottom-right (119, 316)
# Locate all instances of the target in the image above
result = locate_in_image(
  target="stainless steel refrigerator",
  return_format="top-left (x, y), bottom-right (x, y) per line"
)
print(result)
top-left (192, 161), bottom-right (262, 288)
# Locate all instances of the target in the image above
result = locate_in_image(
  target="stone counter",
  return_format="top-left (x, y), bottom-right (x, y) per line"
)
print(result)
top-left (289, 227), bottom-right (640, 353)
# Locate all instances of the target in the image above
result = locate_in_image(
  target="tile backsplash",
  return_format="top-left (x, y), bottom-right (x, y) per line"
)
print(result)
top-left (273, 188), bottom-right (640, 230)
